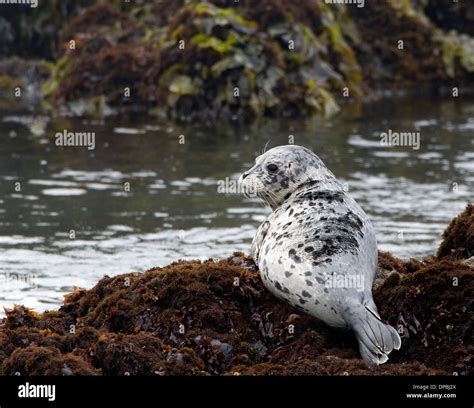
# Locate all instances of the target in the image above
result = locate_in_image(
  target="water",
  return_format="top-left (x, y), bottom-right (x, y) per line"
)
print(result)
top-left (0, 96), bottom-right (473, 313)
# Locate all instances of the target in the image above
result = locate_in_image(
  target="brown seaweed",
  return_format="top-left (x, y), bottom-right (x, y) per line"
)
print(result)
top-left (1, 205), bottom-right (472, 376)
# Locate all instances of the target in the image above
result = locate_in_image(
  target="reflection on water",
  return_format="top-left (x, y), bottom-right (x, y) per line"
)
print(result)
top-left (0, 96), bottom-right (473, 312)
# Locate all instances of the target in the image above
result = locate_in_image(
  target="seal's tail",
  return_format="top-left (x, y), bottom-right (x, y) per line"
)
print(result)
top-left (346, 304), bottom-right (401, 365)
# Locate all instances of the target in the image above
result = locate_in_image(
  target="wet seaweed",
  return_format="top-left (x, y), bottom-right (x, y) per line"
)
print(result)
top-left (2, 0), bottom-right (474, 118)
top-left (1, 206), bottom-right (472, 375)
top-left (437, 204), bottom-right (474, 260)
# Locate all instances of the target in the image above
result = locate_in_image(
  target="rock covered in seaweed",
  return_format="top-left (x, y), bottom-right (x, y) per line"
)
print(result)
top-left (0, 205), bottom-right (472, 376)
top-left (375, 259), bottom-right (473, 376)
top-left (43, 0), bottom-right (357, 120)
top-left (33, 0), bottom-right (474, 120)
top-left (437, 204), bottom-right (474, 260)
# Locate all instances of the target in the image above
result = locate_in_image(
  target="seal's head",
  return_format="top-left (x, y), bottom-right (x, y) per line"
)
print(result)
top-left (240, 145), bottom-right (338, 209)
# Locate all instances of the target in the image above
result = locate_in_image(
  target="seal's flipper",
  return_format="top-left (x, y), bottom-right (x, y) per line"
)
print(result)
top-left (344, 303), bottom-right (401, 365)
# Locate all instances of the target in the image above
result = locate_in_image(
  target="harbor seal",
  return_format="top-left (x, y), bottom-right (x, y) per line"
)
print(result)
top-left (240, 145), bottom-right (401, 364)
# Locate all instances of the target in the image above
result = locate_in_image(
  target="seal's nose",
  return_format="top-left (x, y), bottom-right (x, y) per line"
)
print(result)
top-left (242, 172), bottom-right (249, 179)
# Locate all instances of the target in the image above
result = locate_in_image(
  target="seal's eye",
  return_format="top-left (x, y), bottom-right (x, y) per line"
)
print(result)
top-left (266, 163), bottom-right (279, 173)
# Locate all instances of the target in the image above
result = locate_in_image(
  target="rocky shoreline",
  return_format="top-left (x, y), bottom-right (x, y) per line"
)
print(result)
top-left (0, 204), bottom-right (472, 376)
top-left (1, 0), bottom-right (474, 120)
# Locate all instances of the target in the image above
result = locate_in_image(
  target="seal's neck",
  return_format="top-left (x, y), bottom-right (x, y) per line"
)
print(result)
top-left (294, 177), bottom-right (344, 194)
top-left (266, 165), bottom-right (343, 211)
top-left (293, 180), bottom-right (322, 192)
top-left (270, 176), bottom-right (344, 210)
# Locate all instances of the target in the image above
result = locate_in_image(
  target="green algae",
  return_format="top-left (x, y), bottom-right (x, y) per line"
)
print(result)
top-left (385, 0), bottom-right (474, 78)
top-left (436, 31), bottom-right (474, 78)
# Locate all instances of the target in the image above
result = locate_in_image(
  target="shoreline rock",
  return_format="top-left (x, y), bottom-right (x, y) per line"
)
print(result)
top-left (1, 0), bottom-right (474, 120)
top-left (1, 204), bottom-right (472, 376)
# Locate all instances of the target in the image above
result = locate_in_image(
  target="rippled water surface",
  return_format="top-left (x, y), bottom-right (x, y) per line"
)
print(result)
top-left (0, 96), bottom-right (473, 312)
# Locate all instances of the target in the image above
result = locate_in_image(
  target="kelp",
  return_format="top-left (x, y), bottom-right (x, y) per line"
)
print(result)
top-left (348, 0), bottom-right (474, 89)
top-left (437, 204), bottom-right (474, 260)
top-left (43, 0), bottom-right (358, 120)
top-left (3, 0), bottom-right (474, 119)
top-left (0, 206), bottom-right (472, 376)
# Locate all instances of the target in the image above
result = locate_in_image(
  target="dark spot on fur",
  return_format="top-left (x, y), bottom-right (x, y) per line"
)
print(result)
top-left (289, 249), bottom-right (302, 263)
top-left (297, 190), bottom-right (345, 204)
top-left (303, 210), bottom-right (366, 263)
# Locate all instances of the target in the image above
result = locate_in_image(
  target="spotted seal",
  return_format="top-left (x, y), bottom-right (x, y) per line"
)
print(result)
top-left (240, 145), bottom-right (401, 364)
